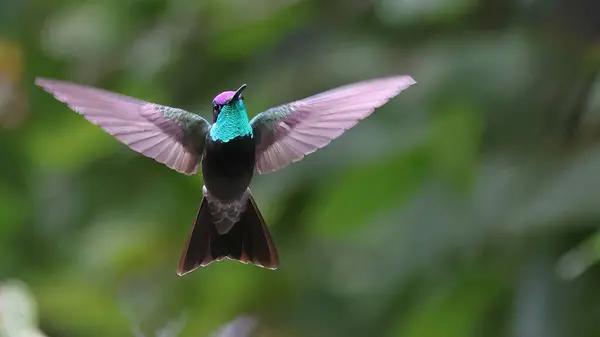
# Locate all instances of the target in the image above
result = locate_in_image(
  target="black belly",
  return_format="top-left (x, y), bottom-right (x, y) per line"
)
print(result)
top-left (201, 135), bottom-right (256, 201)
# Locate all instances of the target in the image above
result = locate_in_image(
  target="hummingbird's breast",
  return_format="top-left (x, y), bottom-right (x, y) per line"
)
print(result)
top-left (202, 135), bottom-right (256, 201)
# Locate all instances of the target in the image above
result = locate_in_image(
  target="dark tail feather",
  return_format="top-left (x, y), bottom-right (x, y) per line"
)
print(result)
top-left (177, 192), bottom-right (279, 275)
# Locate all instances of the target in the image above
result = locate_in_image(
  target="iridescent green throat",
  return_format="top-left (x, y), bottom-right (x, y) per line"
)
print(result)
top-left (209, 100), bottom-right (253, 143)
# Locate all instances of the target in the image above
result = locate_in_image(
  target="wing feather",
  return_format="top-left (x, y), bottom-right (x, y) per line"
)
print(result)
top-left (250, 75), bottom-right (416, 174)
top-left (35, 78), bottom-right (211, 174)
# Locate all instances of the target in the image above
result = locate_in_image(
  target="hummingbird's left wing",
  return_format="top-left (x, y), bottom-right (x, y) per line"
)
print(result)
top-left (250, 75), bottom-right (416, 174)
top-left (35, 78), bottom-right (211, 175)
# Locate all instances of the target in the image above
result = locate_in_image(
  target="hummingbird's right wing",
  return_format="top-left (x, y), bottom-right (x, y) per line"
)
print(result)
top-left (35, 78), bottom-right (211, 175)
top-left (250, 75), bottom-right (416, 174)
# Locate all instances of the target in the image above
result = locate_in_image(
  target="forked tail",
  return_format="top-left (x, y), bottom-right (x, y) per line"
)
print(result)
top-left (177, 190), bottom-right (279, 275)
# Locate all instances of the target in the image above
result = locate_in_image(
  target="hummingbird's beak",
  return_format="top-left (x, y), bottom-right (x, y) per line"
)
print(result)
top-left (231, 84), bottom-right (247, 102)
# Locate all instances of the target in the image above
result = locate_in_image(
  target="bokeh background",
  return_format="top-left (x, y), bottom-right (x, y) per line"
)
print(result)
top-left (1, 0), bottom-right (600, 336)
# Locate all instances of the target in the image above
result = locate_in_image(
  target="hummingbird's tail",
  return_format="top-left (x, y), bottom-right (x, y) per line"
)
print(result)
top-left (176, 191), bottom-right (279, 275)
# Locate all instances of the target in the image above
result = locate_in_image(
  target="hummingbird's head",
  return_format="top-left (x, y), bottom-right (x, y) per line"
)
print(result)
top-left (212, 84), bottom-right (247, 123)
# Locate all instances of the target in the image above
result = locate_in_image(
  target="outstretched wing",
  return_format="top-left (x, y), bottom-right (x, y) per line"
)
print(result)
top-left (35, 78), bottom-right (211, 175)
top-left (250, 75), bottom-right (416, 174)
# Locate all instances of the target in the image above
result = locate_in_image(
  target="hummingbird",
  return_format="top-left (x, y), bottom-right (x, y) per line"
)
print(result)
top-left (35, 75), bottom-right (416, 275)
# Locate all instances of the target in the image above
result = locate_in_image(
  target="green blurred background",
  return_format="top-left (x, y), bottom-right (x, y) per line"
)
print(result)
top-left (1, 0), bottom-right (600, 336)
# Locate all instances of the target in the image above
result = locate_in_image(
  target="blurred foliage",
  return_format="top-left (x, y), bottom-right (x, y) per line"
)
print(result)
top-left (1, 0), bottom-right (600, 336)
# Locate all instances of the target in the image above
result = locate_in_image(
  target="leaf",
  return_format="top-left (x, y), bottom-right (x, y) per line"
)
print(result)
top-left (392, 266), bottom-right (507, 337)
top-left (0, 280), bottom-right (39, 335)
top-left (306, 146), bottom-right (430, 238)
top-left (209, 316), bottom-right (257, 337)
top-left (25, 113), bottom-right (119, 171)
